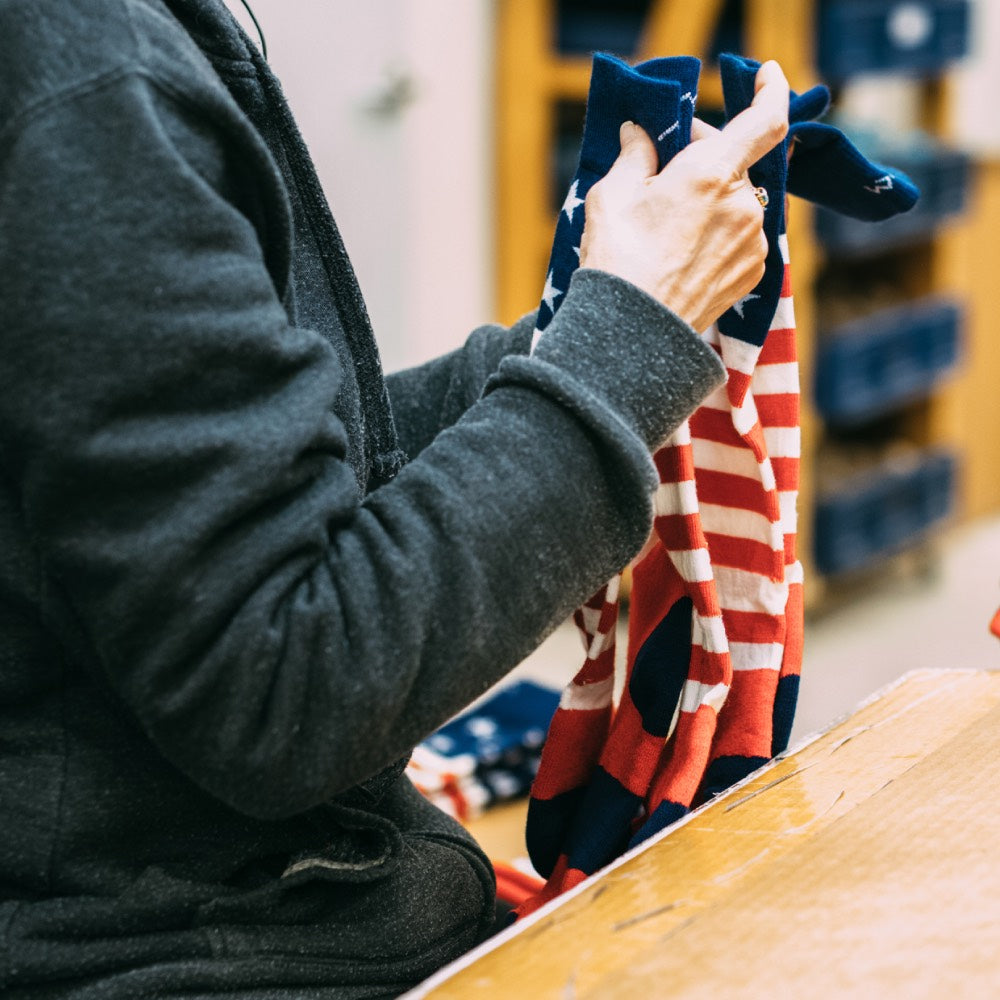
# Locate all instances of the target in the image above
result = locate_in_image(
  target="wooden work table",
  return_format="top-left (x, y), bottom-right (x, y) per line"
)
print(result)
top-left (405, 669), bottom-right (1000, 998)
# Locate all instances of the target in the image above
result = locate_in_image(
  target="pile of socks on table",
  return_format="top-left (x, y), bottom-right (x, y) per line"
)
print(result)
top-left (406, 680), bottom-right (560, 823)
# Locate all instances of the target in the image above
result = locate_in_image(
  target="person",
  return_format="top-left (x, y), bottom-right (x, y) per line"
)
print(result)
top-left (0, 1), bottom-right (788, 997)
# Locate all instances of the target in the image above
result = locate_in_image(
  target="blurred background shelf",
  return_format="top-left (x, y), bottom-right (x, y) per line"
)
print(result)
top-left (815, 142), bottom-right (970, 254)
top-left (818, 0), bottom-right (971, 79)
top-left (815, 296), bottom-right (961, 424)
top-left (814, 445), bottom-right (956, 575)
top-left (495, 0), bottom-right (1000, 611)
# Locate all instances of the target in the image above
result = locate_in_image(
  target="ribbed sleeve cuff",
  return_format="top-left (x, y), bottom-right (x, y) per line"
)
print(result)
top-left (492, 269), bottom-right (727, 454)
top-left (579, 53), bottom-right (701, 177)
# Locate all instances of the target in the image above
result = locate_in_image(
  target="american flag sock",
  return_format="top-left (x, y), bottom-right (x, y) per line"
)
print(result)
top-left (528, 51), bottom-right (700, 352)
top-left (540, 52), bottom-right (793, 859)
top-left (521, 53), bottom-right (922, 916)
top-left (684, 53), bottom-right (801, 806)
top-left (628, 53), bottom-right (921, 826)
top-left (697, 52), bottom-right (920, 796)
top-left (623, 418), bottom-right (733, 846)
top-left (524, 52), bottom-right (700, 894)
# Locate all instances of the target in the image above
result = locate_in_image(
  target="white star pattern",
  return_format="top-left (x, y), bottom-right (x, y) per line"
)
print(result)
top-left (562, 180), bottom-right (584, 223)
top-left (541, 270), bottom-right (563, 312)
top-left (573, 246), bottom-right (581, 259)
top-left (732, 293), bottom-right (760, 319)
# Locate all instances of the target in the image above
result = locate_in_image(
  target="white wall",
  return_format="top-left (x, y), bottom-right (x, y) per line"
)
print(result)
top-left (953, 0), bottom-right (1000, 154)
top-left (224, 0), bottom-right (496, 372)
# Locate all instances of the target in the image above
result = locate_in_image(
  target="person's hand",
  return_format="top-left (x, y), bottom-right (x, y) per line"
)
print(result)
top-left (579, 60), bottom-right (790, 333)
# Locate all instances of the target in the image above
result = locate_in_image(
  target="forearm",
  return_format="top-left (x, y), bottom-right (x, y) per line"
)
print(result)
top-left (386, 311), bottom-right (536, 460)
top-left (2, 72), bottom-right (724, 822)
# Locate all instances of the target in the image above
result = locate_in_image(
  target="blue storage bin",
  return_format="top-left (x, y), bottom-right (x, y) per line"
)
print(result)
top-left (818, 0), bottom-right (970, 79)
top-left (920, 451), bottom-right (955, 523)
top-left (814, 449), bottom-right (956, 575)
top-left (555, 0), bottom-right (744, 58)
top-left (554, 0), bottom-right (651, 57)
top-left (815, 145), bottom-right (969, 255)
top-left (815, 298), bottom-right (961, 424)
top-left (553, 0), bottom-right (969, 74)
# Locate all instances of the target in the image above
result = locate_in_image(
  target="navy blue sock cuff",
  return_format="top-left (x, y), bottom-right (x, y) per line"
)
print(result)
top-left (719, 52), bottom-right (761, 126)
top-left (634, 54), bottom-right (701, 94)
top-left (635, 54), bottom-right (701, 152)
top-left (581, 53), bottom-right (700, 176)
top-left (719, 52), bottom-right (831, 126)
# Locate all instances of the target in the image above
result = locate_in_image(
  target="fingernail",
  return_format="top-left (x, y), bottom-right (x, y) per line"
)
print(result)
top-left (619, 121), bottom-right (636, 144)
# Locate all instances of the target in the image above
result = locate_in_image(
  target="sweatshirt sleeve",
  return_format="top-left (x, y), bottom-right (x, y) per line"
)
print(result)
top-left (385, 311), bottom-right (536, 461)
top-left (0, 70), bottom-right (725, 820)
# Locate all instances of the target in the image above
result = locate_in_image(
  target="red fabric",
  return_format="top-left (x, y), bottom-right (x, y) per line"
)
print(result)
top-left (493, 861), bottom-right (545, 907)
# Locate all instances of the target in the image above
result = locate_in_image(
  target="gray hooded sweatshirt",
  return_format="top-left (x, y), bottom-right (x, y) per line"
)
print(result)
top-left (0, 0), bottom-right (725, 996)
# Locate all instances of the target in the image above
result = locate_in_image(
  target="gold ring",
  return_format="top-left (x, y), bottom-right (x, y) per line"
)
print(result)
top-left (753, 185), bottom-right (769, 208)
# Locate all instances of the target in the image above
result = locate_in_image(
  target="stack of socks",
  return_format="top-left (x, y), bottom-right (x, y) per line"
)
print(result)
top-left (519, 51), bottom-right (918, 919)
top-left (407, 680), bottom-right (560, 822)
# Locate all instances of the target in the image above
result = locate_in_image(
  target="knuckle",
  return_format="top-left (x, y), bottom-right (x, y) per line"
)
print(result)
top-left (768, 113), bottom-right (789, 145)
top-left (694, 162), bottom-right (730, 194)
top-left (709, 160), bottom-right (734, 187)
top-left (739, 197), bottom-right (763, 229)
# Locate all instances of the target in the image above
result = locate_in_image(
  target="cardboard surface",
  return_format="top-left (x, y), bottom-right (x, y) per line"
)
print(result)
top-left (406, 670), bottom-right (1000, 998)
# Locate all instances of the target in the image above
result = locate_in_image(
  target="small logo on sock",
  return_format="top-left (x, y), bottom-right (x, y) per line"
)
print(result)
top-left (658, 120), bottom-right (679, 142)
top-left (865, 174), bottom-right (894, 193)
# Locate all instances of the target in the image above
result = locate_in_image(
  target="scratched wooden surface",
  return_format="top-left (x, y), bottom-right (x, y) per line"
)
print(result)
top-left (405, 670), bottom-right (1000, 998)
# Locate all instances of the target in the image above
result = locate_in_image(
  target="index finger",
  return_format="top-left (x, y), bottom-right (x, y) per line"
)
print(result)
top-left (716, 60), bottom-right (790, 177)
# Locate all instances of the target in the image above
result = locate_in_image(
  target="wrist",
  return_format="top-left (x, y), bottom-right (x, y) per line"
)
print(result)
top-left (529, 269), bottom-right (726, 450)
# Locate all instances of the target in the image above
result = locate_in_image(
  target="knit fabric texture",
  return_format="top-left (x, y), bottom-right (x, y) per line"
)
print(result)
top-left (520, 52), bottom-right (920, 918)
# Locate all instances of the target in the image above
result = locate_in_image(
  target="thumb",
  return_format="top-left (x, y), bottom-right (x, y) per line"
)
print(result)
top-left (607, 121), bottom-right (658, 183)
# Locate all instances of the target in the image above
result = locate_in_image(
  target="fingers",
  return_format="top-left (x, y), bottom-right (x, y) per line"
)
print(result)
top-left (713, 60), bottom-right (790, 177)
top-left (606, 121), bottom-right (658, 185)
top-left (689, 117), bottom-right (720, 143)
